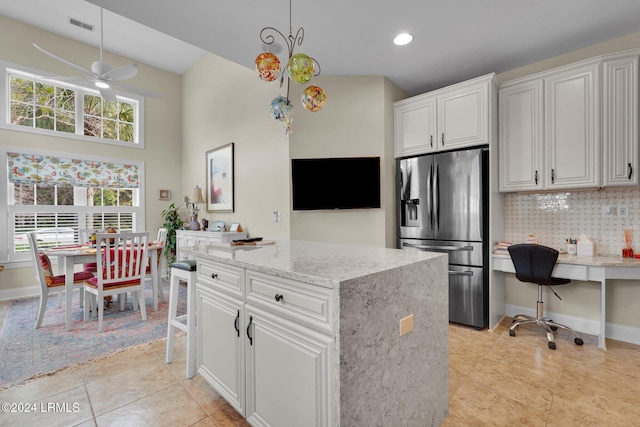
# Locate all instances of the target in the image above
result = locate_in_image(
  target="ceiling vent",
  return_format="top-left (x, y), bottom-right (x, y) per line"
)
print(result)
top-left (69, 17), bottom-right (94, 31)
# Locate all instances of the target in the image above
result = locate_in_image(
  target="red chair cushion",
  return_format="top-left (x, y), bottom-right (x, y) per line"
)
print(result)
top-left (38, 252), bottom-right (55, 285)
top-left (84, 276), bottom-right (140, 288)
top-left (83, 262), bottom-right (98, 273)
top-left (50, 271), bottom-right (95, 286)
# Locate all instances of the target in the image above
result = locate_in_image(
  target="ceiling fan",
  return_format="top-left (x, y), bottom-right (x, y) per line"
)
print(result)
top-left (33, 8), bottom-right (161, 102)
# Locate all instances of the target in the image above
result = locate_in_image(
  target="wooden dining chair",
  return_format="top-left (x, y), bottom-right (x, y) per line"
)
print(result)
top-left (27, 232), bottom-right (93, 328)
top-left (145, 227), bottom-right (167, 310)
top-left (83, 232), bottom-right (149, 332)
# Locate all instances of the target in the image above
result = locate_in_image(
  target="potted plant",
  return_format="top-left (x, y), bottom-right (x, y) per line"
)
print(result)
top-left (161, 203), bottom-right (183, 267)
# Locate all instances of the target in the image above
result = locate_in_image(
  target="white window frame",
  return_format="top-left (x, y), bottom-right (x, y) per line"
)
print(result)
top-left (0, 147), bottom-right (146, 266)
top-left (0, 60), bottom-right (145, 149)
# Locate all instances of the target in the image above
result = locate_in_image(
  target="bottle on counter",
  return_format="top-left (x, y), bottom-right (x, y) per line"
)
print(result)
top-left (525, 233), bottom-right (538, 244)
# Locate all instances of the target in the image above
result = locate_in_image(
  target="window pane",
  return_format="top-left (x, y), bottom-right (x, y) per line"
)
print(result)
top-left (84, 115), bottom-right (102, 137)
top-left (103, 118), bottom-right (117, 140)
top-left (14, 212), bottom-right (78, 251)
top-left (10, 101), bottom-right (33, 127)
top-left (120, 102), bottom-right (134, 123)
top-left (10, 76), bottom-right (33, 102)
top-left (56, 186), bottom-right (74, 205)
top-left (56, 110), bottom-right (75, 133)
top-left (35, 185), bottom-right (56, 205)
top-left (118, 189), bottom-right (133, 206)
top-left (35, 82), bottom-right (54, 106)
top-left (35, 107), bottom-right (55, 130)
top-left (57, 88), bottom-right (75, 111)
top-left (101, 189), bottom-right (119, 206)
top-left (84, 94), bottom-right (102, 115)
top-left (104, 100), bottom-right (119, 120)
top-left (12, 184), bottom-right (35, 206)
top-left (119, 122), bottom-right (134, 142)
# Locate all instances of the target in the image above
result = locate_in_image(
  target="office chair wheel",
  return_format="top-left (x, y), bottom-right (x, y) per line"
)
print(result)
top-left (548, 341), bottom-right (556, 350)
top-left (574, 337), bottom-right (584, 346)
top-left (509, 329), bottom-right (516, 337)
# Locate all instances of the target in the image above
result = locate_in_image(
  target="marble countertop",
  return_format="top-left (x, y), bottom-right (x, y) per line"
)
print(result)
top-left (182, 239), bottom-right (446, 288)
top-left (493, 252), bottom-right (640, 267)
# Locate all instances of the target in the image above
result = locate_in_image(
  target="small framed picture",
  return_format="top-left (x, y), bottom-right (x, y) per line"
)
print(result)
top-left (230, 223), bottom-right (240, 232)
top-left (159, 189), bottom-right (171, 201)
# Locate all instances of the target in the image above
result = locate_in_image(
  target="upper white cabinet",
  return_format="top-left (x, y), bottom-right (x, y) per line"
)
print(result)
top-left (602, 55), bottom-right (639, 187)
top-left (500, 51), bottom-right (640, 192)
top-left (499, 80), bottom-right (544, 191)
top-left (395, 73), bottom-right (497, 158)
top-left (545, 61), bottom-right (600, 189)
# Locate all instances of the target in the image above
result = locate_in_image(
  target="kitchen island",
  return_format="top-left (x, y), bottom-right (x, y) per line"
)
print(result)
top-left (183, 240), bottom-right (449, 427)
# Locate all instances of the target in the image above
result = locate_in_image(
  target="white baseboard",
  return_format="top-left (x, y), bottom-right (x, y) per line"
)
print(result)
top-left (0, 286), bottom-right (39, 301)
top-left (505, 304), bottom-right (640, 345)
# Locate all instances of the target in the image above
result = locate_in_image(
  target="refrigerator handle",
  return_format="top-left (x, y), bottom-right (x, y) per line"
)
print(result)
top-left (427, 163), bottom-right (433, 229)
top-left (434, 163), bottom-right (440, 231)
top-left (449, 270), bottom-right (474, 277)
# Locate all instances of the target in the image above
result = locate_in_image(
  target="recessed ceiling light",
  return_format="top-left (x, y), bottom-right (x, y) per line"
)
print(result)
top-left (394, 33), bottom-right (413, 46)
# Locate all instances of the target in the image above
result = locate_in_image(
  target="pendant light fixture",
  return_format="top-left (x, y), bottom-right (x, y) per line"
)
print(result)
top-left (255, 0), bottom-right (326, 138)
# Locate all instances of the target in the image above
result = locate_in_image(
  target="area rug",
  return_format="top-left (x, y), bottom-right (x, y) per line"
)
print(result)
top-left (0, 279), bottom-right (186, 388)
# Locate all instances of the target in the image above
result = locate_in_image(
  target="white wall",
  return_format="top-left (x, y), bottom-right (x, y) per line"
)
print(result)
top-left (0, 16), bottom-right (183, 295)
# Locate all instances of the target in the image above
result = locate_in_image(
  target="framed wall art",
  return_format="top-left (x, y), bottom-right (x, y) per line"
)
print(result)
top-left (206, 143), bottom-right (234, 212)
top-left (159, 189), bottom-right (171, 200)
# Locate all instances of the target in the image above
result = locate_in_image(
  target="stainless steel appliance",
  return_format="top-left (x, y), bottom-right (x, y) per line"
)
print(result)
top-left (398, 147), bottom-right (488, 329)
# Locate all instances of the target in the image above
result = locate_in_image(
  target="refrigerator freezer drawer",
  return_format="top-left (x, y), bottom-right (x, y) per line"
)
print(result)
top-left (449, 265), bottom-right (487, 329)
top-left (399, 239), bottom-right (484, 267)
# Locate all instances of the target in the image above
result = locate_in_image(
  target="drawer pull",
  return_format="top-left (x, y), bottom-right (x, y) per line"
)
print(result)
top-left (275, 293), bottom-right (284, 302)
top-left (234, 310), bottom-right (240, 337)
top-left (211, 273), bottom-right (218, 280)
top-left (247, 316), bottom-right (253, 345)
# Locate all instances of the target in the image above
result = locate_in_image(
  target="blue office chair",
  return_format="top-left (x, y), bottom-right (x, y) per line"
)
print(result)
top-left (507, 243), bottom-right (584, 350)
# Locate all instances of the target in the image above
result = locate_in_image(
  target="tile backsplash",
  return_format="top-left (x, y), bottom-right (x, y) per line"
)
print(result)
top-left (504, 188), bottom-right (640, 256)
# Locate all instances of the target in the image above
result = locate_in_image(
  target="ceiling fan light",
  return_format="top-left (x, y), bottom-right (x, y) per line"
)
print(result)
top-left (95, 81), bottom-right (110, 89)
top-left (393, 33), bottom-right (413, 46)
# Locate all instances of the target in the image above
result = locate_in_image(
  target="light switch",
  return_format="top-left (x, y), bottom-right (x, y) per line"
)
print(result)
top-left (602, 205), bottom-right (613, 218)
top-left (618, 204), bottom-right (629, 218)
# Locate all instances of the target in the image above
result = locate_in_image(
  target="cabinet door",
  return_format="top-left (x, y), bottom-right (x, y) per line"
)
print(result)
top-left (545, 63), bottom-right (600, 189)
top-left (499, 80), bottom-right (544, 191)
top-left (245, 306), bottom-right (332, 427)
top-left (602, 56), bottom-right (639, 187)
top-left (438, 81), bottom-right (488, 150)
top-left (176, 233), bottom-right (189, 260)
top-left (394, 96), bottom-right (437, 157)
top-left (197, 284), bottom-right (245, 415)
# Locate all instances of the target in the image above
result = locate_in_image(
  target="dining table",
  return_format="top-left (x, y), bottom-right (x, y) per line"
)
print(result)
top-left (45, 243), bottom-right (162, 331)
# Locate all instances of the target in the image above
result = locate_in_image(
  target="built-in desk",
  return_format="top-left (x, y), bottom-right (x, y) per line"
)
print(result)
top-left (493, 254), bottom-right (640, 349)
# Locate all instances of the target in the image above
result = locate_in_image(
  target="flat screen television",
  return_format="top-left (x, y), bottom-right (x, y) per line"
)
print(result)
top-left (291, 157), bottom-right (381, 210)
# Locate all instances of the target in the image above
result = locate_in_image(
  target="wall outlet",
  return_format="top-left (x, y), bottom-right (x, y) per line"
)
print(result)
top-left (400, 314), bottom-right (414, 336)
top-left (602, 205), bottom-right (613, 218)
top-left (618, 204), bottom-right (629, 218)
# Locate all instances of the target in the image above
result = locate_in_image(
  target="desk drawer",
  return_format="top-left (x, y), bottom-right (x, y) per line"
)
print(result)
top-left (198, 259), bottom-right (244, 298)
top-left (246, 270), bottom-right (333, 331)
top-left (553, 264), bottom-right (588, 281)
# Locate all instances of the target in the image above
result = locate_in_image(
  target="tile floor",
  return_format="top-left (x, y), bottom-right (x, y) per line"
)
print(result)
top-left (1, 302), bottom-right (639, 426)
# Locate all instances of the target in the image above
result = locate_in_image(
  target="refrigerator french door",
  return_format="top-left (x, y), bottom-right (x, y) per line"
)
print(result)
top-left (398, 148), bottom-right (489, 329)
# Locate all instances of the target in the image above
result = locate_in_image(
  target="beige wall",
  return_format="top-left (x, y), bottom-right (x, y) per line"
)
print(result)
top-left (498, 30), bottom-right (640, 332)
top-left (0, 16), bottom-right (183, 294)
top-left (181, 53), bottom-right (291, 239)
top-left (288, 76), bottom-right (404, 247)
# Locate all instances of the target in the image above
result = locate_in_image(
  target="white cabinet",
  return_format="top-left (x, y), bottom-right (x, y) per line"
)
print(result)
top-left (394, 73), bottom-right (497, 158)
top-left (176, 230), bottom-right (246, 261)
top-left (196, 263), bottom-right (334, 427)
top-left (545, 61), bottom-right (600, 189)
top-left (499, 60), bottom-right (602, 192)
top-left (602, 55), bottom-right (639, 187)
top-left (499, 80), bottom-right (544, 191)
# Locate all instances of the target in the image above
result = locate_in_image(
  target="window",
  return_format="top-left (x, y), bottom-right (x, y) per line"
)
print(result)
top-left (3, 150), bottom-right (145, 263)
top-left (1, 62), bottom-right (144, 148)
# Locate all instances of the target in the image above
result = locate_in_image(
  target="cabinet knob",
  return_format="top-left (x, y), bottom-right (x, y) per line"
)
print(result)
top-left (275, 293), bottom-right (284, 302)
top-left (211, 273), bottom-right (218, 280)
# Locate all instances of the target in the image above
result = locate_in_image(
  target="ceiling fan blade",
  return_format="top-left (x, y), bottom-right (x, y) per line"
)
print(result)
top-left (102, 63), bottom-right (138, 81)
top-left (110, 80), bottom-right (163, 98)
top-left (33, 43), bottom-right (96, 78)
top-left (98, 86), bottom-right (117, 102)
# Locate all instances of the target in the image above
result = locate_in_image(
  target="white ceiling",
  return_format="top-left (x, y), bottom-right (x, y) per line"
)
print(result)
top-left (3, 0), bottom-right (640, 96)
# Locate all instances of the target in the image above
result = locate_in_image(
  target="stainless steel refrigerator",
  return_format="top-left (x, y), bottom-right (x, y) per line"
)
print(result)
top-left (397, 147), bottom-right (489, 329)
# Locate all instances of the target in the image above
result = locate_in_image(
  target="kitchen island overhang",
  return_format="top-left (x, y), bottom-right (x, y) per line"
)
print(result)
top-left (184, 240), bottom-right (449, 427)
